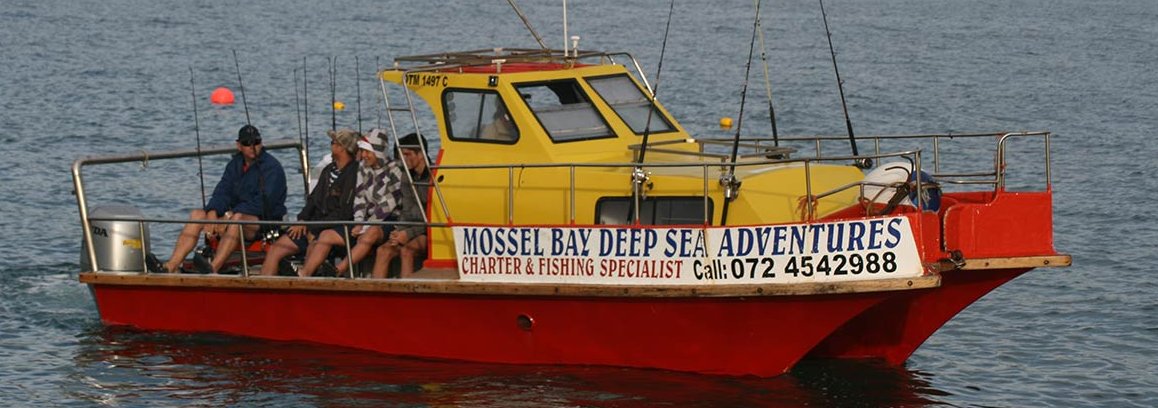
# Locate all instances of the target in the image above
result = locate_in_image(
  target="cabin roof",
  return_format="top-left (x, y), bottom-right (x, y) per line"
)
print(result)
top-left (391, 48), bottom-right (614, 74)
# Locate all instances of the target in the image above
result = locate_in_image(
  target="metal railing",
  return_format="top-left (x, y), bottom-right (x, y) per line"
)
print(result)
top-left (73, 131), bottom-right (1052, 276)
top-left (73, 140), bottom-right (308, 274)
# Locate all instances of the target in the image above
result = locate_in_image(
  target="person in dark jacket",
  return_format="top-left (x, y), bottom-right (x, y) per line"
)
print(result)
top-left (259, 128), bottom-right (360, 276)
top-left (147, 124), bottom-right (287, 274)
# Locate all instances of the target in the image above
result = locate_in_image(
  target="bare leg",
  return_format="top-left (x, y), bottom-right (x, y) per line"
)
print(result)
top-left (372, 243), bottom-right (400, 279)
top-left (336, 226), bottom-right (383, 275)
top-left (209, 213), bottom-right (260, 274)
top-left (260, 234), bottom-right (301, 276)
top-left (299, 229), bottom-right (344, 277)
top-left (399, 235), bottom-right (428, 279)
top-left (165, 209), bottom-right (211, 273)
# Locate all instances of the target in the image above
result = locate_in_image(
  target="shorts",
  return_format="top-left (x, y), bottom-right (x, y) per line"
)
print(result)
top-left (344, 225), bottom-right (394, 246)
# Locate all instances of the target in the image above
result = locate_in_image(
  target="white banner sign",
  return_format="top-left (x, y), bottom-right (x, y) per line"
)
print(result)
top-left (452, 216), bottom-right (924, 285)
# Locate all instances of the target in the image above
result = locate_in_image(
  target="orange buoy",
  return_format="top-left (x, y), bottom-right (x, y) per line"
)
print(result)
top-left (210, 87), bottom-right (235, 105)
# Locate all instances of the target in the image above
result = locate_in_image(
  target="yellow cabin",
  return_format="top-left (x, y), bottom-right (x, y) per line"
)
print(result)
top-left (377, 49), bottom-right (864, 263)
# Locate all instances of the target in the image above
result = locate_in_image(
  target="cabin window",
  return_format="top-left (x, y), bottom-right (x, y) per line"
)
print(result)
top-left (514, 80), bottom-right (613, 142)
top-left (595, 197), bottom-right (713, 225)
top-left (443, 90), bottom-right (519, 143)
top-left (586, 74), bottom-right (675, 135)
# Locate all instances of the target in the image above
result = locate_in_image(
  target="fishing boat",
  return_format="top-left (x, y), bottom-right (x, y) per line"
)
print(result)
top-left (73, 44), bottom-right (1067, 376)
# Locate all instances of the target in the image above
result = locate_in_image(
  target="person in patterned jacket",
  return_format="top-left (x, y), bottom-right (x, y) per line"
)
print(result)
top-left (298, 128), bottom-right (405, 277)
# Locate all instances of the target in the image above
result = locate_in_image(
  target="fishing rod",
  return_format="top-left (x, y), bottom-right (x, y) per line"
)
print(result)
top-left (720, 0), bottom-right (763, 226)
top-left (330, 56), bottom-right (337, 131)
top-left (232, 50), bottom-right (251, 125)
top-left (293, 67), bottom-right (304, 150)
top-left (375, 56), bottom-right (383, 129)
top-left (754, 0), bottom-right (779, 146)
top-left (189, 67), bottom-right (207, 208)
top-left (355, 56), bottom-right (363, 133)
top-left (629, 0), bottom-right (676, 225)
top-left (818, 0), bottom-right (869, 168)
top-left (303, 57), bottom-right (310, 161)
top-left (506, 0), bottom-right (548, 50)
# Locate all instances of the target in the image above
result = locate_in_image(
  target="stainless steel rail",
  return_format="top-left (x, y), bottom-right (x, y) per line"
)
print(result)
top-left (73, 141), bottom-right (307, 273)
top-left (73, 131), bottom-right (1052, 275)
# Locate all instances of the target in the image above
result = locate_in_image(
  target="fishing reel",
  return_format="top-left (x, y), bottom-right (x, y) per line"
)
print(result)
top-left (262, 226), bottom-right (282, 242)
top-left (719, 174), bottom-right (742, 200)
top-left (631, 167), bottom-right (653, 198)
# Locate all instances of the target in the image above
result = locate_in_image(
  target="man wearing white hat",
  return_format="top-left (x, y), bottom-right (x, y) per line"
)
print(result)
top-left (299, 128), bottom-right (405, 277)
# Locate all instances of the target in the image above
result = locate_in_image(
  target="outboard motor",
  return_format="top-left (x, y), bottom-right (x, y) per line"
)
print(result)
top-left (80, 205), bottom-right (151, 272)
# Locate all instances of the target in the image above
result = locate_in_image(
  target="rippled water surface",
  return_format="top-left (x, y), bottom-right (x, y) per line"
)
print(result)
top-left (2, 0), bottom-right (1156, 406)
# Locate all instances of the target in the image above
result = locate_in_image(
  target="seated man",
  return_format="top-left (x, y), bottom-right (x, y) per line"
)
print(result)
top-left (259, 128), bottom-right (360, 276)
top-left (372, 133), bottom-right (431, 279)
top-left (147, 124), bottom-right (287, 274)
top-left (298, 129), bottom-right (404, 277)
top-left (478, 104), bottom-right (516, 141)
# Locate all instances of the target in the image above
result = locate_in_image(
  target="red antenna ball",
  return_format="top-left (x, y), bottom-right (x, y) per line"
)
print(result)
top-left (210, 87), bottom-right (235, 105)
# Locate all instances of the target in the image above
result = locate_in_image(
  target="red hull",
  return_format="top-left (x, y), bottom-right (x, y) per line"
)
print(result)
top-left (90, 283), bottom-right (903, 377)
top-left (807, 267), bottom-right (1029, 363)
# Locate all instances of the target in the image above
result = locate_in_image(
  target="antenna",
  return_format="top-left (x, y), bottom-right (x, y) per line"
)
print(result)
top-left (563, 0), bottom-right (569, 56)
top-left (232, 50), bottom-right (251, 125)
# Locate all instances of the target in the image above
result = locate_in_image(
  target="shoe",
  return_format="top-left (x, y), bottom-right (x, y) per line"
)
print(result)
top-left (318, 261), bottom-right (340, 277)
top-left (191, 252), bottom-right (214, 274)
top-left (277, 258), bottom-right (297, 276)
top-left (145, 253), bottom-right (167, 274)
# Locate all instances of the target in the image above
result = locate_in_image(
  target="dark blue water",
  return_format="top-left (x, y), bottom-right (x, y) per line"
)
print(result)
top-left (2, 0), bottom-right (1155, 406)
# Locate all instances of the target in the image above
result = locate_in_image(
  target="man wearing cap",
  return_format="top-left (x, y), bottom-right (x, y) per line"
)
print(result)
top-left (260, 128), bottom-right (361, 276)
top-left (372, 132), bottom-right (432, 279)
top-left (298, 128), bottom-right (406, 277)
top-left (147, 124), bottom-right (288, 274)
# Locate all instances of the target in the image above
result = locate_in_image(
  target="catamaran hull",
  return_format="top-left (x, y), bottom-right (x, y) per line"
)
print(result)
top-left (807, 267), bottom-right (1030, 363)
top-left (85, 280), bottom-right (924, 377)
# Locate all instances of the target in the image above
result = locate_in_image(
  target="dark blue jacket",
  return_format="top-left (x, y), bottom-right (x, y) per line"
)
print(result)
top-left (204, 150), bottom-right (287, 220)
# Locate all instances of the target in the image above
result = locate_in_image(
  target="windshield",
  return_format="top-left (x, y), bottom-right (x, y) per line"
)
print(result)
top-left (514, 80), bottom-right (613, 143)
top-left (587, 74), bottom-right (674, 135)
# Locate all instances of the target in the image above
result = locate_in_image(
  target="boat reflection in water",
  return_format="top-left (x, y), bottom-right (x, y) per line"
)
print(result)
top-left (70, 326), bottom-right (948, 407)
